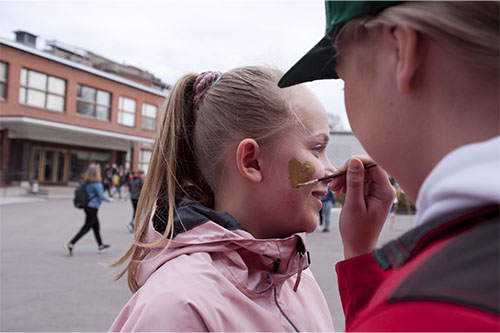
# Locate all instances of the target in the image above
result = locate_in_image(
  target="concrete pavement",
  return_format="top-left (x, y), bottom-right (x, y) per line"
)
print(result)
top-left (0, 195), bottom-right (414, 331)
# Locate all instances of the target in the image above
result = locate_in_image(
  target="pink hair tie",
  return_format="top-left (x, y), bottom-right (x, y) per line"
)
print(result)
top-left (193, 71), bottom-right (222, 110)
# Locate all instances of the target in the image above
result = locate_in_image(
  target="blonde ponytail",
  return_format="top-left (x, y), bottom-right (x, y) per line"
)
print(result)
top-left (111, 74), bottom-right (210, 292)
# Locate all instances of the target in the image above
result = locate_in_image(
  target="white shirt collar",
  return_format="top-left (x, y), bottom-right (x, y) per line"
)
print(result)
top-left (414, 136), bottom-right (500, 227)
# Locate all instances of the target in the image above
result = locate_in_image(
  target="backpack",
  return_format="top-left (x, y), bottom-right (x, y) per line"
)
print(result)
top-left (112, 174), bottom-right (120, 186)
top-left (73, 184), bottom-right (89, 209)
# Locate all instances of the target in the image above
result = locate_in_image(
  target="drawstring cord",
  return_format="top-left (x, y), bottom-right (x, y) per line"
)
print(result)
top-left (252, 241), bottom-right (309, 332)
top-left (274, 287), bottom-right (300, 332)
top-left (253, 272), bottom-right (274, 294)
top-left (252, 254), bottom-right (300, 332)
top-left (253, 255), bottom-right (280, 294)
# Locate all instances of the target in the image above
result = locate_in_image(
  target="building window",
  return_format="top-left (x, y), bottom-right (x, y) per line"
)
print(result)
top-left (139, 149), bottom-right (152, 174)
top-left (19, 68), bottom-right (66, 112)
top-left (118, 96), bottom-right (136, 127)
top-left (0, 61), bottom-right (7, 102)
top-left (76, 84), bottom-right (111, 121)
top-left (142, 103), bottom-right (157, 131)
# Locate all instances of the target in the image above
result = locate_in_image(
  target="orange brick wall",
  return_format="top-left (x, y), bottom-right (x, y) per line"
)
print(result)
top-left (0, 43), bottom-right (165, 171)
top-left (0, 44), bottom-right (165, 140)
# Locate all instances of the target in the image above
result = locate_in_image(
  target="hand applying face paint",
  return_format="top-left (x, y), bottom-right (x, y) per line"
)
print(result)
top-left (330, 156), bottom-right (395, 259)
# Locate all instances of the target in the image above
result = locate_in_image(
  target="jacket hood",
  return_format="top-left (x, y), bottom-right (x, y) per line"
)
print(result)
top-left (136, 200), bottom-right (310, 291)
top-left (415, 136), bottom-right (500, 227)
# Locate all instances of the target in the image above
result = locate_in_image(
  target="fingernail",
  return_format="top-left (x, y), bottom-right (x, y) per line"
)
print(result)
top-left (348, 159), bottom-right (362, 171)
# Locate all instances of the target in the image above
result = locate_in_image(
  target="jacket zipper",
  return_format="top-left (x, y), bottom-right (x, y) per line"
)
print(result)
top-left (273, 287), bottom-right (299, 332)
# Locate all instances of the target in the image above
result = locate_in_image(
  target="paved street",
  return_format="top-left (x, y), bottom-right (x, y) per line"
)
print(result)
top-left (0, 196), bottom-right (414, 332)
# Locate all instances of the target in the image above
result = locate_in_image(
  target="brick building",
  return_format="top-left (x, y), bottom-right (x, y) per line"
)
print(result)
top-left (0, 31), bottom-right (170, 186)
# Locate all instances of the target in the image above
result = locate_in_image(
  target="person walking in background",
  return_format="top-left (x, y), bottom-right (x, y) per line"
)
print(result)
top-left (126, 170), bottom-right (144, 233)
top-left (279, 1), bottom-right (499, 331)
top-left (111, 167), bottom-right (124, 199)
top-left (102, 163), bottom-right (113, 197)
top-left (317, 209), bottom-right (324, 231)
top-left (122, 168), bottom-right (131, 202)
top-left (320, 188), bottom-right (335, 233)
top-left (64, 164), bottom-right (112, 256)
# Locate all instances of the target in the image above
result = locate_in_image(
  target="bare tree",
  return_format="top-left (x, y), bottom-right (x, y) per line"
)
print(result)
top-left (327, 113), bottom-right (345, 132)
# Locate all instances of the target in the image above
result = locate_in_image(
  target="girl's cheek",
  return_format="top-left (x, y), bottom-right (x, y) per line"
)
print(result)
top-left (313, 160), bottom-right (326, 179)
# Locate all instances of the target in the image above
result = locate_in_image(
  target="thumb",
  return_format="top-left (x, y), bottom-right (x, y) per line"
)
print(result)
top-left (345, 158), bottom-right (366, 208)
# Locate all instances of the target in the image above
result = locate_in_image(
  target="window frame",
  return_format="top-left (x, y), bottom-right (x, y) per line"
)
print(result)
top-left (76, 83), bottom-right (111, 121)
top-left (141, 103), bottom-right (158, 131)
top-left (0, 61), bottom-right (8, 102)
top-left (139, 149), bottom-right (152, 174)
top-left (118, 96), bottom-right (137, 127)
top-left (19, 67), bottom-right (66, 112)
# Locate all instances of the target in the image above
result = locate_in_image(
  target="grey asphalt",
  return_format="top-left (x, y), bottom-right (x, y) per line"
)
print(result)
top-left (0, 196), bottom-right (414, 332)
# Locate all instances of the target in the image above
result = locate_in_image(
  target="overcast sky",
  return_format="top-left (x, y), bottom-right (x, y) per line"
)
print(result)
top-left (0, 0), bottom-right (350, 129)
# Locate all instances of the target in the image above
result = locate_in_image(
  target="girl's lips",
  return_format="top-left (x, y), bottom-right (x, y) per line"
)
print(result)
top-left (311, 190), bottom-right (326, 210)
top-left (311, 190), bottom-right (327, 200)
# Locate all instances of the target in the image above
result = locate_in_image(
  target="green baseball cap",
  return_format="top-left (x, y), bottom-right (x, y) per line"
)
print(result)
top-left (278, 1), bottom-right (401, 88)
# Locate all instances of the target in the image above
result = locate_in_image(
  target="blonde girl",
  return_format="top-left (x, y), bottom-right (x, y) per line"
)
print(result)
top-left (108, 66), bottom-right (380, 331)
top-left (280, 1), bottom-right (500, 331)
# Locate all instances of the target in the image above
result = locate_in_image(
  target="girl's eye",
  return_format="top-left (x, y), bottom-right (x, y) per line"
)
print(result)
top-left (313, 144), bottom-right (326, 153)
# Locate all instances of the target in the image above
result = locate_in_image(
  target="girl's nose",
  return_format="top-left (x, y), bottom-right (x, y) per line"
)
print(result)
top-left (324, 158), bottom-right (337, 175)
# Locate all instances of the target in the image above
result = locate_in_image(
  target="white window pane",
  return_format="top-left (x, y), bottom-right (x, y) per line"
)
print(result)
top-left (122, 112), bottom-right (135, 126)
top-left (123, 98), bottom-right (135, 112)
top-left (26, 89), bottom-right (46, 107)
top-left (139, 163), bottom-right (149, 174)
top-left (20, 69), bottom-right (27, 86)
top-left (96, 105), bottom-right (109, 120)
top-left (141, 150), bottom-right (152, 162)
top-left (47, 94), bottom-right (64, 112)
top-left (148, 105), bottom-right (157, 118)
top-left (0, 62), bottom-right (7, 81)
top-left (143, 104), bottom-right (157, 118)
top-left (48, 77), bottom-right (65, 95)
top-left (19, 87), bottom-right (26, 103)
top-left (142, 117), bottom-right (155, 130)
top-left (28, 70), bottom-right (47, 90)
top-left (97, 90), bottom-right (110, 106)
top-left (118, 112), bottom-right (123, 124)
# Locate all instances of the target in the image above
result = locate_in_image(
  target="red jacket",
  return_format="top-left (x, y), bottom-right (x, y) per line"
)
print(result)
top-left (336, 204), bottom-right (500, 332)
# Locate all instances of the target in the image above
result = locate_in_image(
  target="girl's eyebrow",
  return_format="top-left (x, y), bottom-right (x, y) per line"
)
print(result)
top-left (310, 133), bottom-right (330, 143)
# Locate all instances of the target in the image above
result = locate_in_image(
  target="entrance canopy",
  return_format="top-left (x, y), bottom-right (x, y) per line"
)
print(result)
top-left (1, 116), bottom-right (154, 150)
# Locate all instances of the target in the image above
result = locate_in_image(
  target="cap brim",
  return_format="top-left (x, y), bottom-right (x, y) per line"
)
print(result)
top-left (278, 34), bottom-right (338, 88)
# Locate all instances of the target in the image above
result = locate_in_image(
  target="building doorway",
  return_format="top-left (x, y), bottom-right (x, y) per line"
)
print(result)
top-left (30, 146), bottom-right (68, 184)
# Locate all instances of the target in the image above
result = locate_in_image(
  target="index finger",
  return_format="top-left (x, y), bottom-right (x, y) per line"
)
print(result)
top-left (329, 155), bottom-right (387, 189)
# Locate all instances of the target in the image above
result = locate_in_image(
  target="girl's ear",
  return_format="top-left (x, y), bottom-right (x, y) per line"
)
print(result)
top-left (390, 26), bottom-right (421, 93)
top-left (236, 139), bottom-right (263, 183)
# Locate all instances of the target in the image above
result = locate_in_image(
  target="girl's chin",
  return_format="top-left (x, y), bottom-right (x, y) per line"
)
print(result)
top-left (304, 218), bottom-right (318, 233)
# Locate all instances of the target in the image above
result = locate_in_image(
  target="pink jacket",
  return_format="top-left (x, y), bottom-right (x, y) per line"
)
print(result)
top-left (110, 200), bottom-right (334, 332)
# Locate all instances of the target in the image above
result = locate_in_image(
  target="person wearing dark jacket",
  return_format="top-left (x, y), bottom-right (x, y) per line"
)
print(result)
top-left (127, 170), bottom-right (144, 233)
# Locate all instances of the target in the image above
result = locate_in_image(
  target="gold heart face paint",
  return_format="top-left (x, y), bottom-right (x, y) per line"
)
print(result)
top-left (288, 158), bottom-right (316, 188)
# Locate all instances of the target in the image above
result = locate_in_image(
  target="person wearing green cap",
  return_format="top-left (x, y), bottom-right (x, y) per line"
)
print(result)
top-left (281, 1), bottom-right (499, 331)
